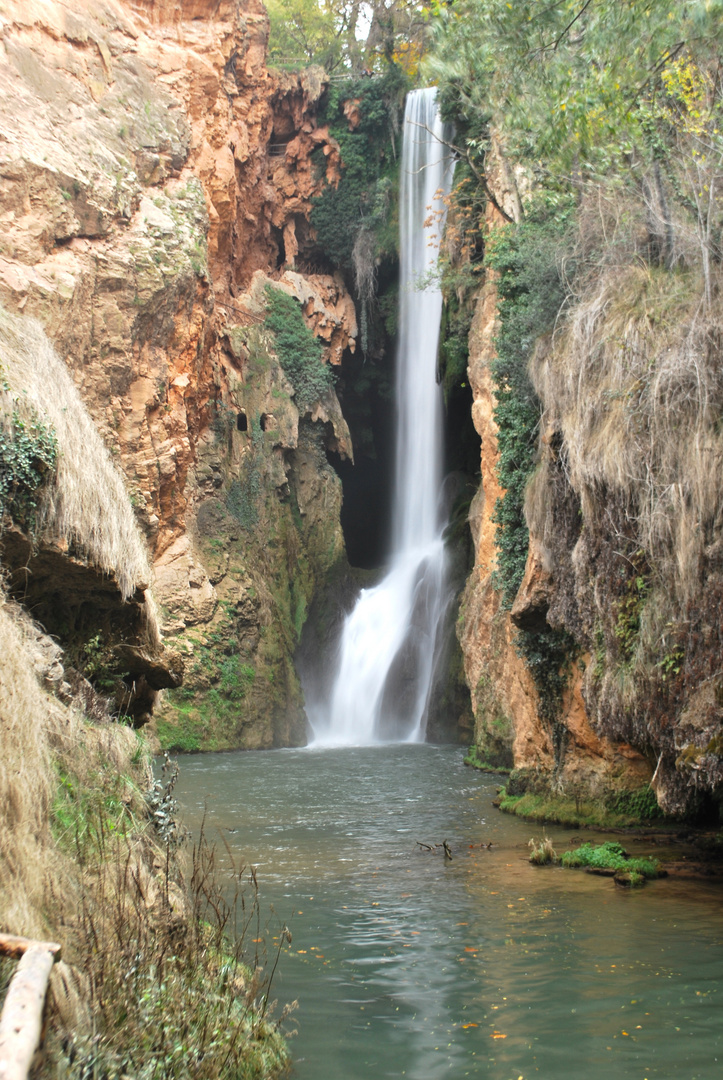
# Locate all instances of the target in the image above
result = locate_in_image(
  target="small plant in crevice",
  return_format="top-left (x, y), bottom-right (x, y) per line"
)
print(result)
top-left (657, 645), bottom-right (685, 684)
top-left (80, 631), bottom-right (118, 692)
top-left (614, 551), bottom-right (650, 665)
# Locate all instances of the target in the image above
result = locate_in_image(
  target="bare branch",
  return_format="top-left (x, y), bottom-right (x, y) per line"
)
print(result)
top-left (408, 120), bottom-right (516, 224)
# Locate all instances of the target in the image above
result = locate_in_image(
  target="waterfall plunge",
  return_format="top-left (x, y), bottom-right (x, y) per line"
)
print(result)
top-left (309, 88), bottom-right (455, 747)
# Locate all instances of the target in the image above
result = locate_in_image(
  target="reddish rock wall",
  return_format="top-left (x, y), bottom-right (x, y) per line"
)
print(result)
top-left (459, 166), bottom-right (651, 798)
top-left (0, 0), bottom-right (356, 747)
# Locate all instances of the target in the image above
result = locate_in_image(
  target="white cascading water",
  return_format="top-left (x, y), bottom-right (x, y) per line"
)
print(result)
top-left (308, 88), bottom-right (455, 747)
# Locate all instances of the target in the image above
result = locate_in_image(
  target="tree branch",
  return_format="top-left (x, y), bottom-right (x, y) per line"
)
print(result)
top-left (531, 0), bottom-right (595, 56)
top-left (409, 121), bottom-right (516, 224)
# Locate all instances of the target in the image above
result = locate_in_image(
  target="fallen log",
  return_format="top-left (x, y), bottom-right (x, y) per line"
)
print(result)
top-left (0, 935), bottom-right (61, 1080)
top-left (0, 935), bottom-right (61, 963)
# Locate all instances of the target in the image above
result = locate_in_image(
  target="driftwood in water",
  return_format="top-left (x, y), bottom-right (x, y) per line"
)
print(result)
top-left (0, 934), bottom-right (61, 1080)
top-left (416, 840), bottom-right (453, 860)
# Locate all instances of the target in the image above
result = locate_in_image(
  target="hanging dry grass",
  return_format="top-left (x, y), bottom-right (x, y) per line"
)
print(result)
top-left (0, 307), bottom-right (150, 600)
top-left (530, 262), bottom-right (723, 610)
top-left (0, 594), bottom-right (72, 940)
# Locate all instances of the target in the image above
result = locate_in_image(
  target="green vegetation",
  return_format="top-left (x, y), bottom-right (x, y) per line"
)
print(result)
top-left (483, 200), bottom-right (574, 605)
top-left (80, 631), bottom-right (121, 692)
top-left (310, 66), bottom-right (407, 356)
top-left (0, 401), bottom-right (57, 529)
top-left (45, 734), bottom-right (291, 1075)
top-left (614, 553), bottom-right (650, 665)
top-left (267, 0), bottom-right (430, 75)
top-left (463, 744), bottom-right (510, 774)
top-left (428, 0), bottom-right (723, 186)
top-left (53, 800), bottom-right (290, 1077)
top-left (264, 285), bottom-right (335, 410)
top-left (499, 783), bottom-right (666, 830)
top-left (561, 841), bottom-right (663, 881)
top-left (51, 763), bottom-right (140, 857)
top-left (604, 784), bottom-right (663, 823)
top-left (160, 618), bottom-right (257, 752)
top-left (156, 708), bottom-right (204, 753)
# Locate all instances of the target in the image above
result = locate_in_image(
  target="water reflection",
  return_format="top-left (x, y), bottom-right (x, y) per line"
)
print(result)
top-left (175, 745), bottom-right (723, 1080)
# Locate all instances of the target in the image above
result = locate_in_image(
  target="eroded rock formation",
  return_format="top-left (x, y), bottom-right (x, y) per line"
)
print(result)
top-left (0, 0), bottom-right (357, 747)
top-left (460, 144), bottom-right (723, 819)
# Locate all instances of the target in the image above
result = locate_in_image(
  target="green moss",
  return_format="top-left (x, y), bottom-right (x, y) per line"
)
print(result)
top-left (226, 415), bottom-right (263, 529)
top-left (464, 744), bottom-right (511, 774)
top-left (264, 286), bottom-right (334, 410)
top-left (604, 784), bottom-right (662, 821)
top-left (498, 785), bottom-right (664, 830)
top-left (561, 841), bottom-right (663, 879)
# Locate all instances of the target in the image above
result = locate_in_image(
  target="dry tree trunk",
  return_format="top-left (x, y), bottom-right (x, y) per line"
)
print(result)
top-left (0, 935), bottom-right (61, 1080)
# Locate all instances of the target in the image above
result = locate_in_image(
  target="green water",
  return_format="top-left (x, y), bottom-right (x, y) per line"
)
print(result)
top-left (174, 745), bottom-right (723, 1080)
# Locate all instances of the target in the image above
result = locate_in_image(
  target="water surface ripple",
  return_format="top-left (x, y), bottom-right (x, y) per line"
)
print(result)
top-left (175, 745), bottom-right (723, 1080)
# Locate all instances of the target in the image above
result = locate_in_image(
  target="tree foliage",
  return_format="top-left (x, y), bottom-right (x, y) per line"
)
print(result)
top-left (267, 0), bottom-right (435, 74)
top-left (428, 0), bottom-right (723, 178)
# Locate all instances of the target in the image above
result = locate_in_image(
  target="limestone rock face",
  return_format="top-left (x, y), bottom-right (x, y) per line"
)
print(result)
top-left (0, 0), bottom-right (355, 748)
top-left (459, 197), bottom-right (651, 799)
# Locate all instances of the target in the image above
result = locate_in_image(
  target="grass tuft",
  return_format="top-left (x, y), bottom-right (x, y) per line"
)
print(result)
top-left (528, 835), bottom-right (557, 865)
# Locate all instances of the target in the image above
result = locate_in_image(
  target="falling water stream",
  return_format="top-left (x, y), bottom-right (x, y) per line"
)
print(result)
top-left (308, 89), bottom-right (455, 747)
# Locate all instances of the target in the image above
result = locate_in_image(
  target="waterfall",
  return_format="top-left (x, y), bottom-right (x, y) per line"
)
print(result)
top-left (309, 88), bottom-right (455, 747)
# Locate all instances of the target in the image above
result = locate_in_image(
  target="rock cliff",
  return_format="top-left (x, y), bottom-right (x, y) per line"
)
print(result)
top-left (460, 200), bottom-right (649, 801)
top-left (0, 0), bottom-right (357, 747)
top-left (459, 145), bottom-right (723, 820)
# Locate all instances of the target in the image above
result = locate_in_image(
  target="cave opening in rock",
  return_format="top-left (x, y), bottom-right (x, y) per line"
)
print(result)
top-left (272, 225), bottom-right (286, 269)
top-left (236, 410), bottom-right (248, 432)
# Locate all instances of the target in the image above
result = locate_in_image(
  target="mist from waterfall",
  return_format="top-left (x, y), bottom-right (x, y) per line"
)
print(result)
top-left (308, 88), bottom-right (455, 747)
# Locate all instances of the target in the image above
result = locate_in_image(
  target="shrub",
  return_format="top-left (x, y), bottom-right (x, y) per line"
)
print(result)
top-left (52, 820), bottom-right (292, 1078)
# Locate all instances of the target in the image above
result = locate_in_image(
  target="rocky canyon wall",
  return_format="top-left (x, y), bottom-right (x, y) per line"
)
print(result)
top-left (0, 0), bottom-right (358, 748)
top-left (460, 144), bottom-right (723, 820)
